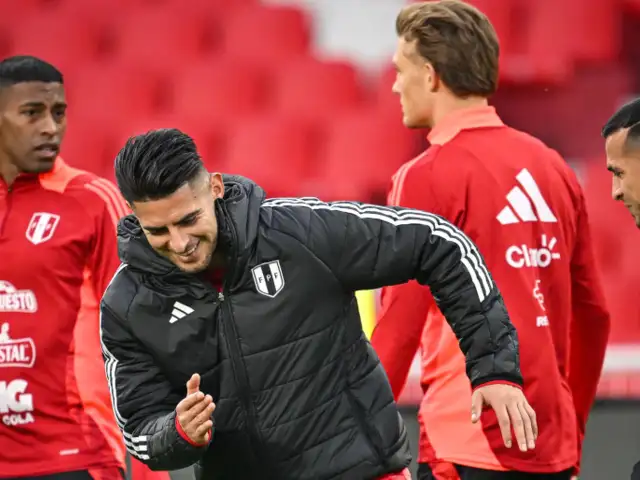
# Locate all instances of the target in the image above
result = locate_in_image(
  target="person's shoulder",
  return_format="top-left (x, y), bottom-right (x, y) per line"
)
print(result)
top-left (398, 142), bottom-right (477, 190)
top-left (101, 264), bottom-right (139, 318)
top-left (502, 125), bottom-right (567, 163)
top-left (507, 127), bottom-right (582, 186)
top-left (393, 146), bottom-right (447, 182)
top-left (430, 137), bottom-right (484, 170)
top-left (44, 160), bottom-right (129, 219)
top-left (259, 196), bottom-right (315, 230)
top-left (68, 171), bottom-right (126, 208)
top-left (259, 196), bottom-right (357, 242)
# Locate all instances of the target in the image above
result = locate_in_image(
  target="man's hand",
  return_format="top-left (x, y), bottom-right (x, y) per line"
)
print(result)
top-left (176, 373), bottom-right (215, 445)
top-left (471, 383), bottom-right (538, 452)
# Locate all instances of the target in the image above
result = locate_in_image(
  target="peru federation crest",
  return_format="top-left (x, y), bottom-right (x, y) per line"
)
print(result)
top-left (251, 260), bottom-right (284, 298)
top-left (25, 213), bottom-right (60, 245)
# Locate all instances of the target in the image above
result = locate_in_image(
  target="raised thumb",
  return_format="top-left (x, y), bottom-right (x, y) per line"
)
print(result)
top-left (186, 373), bottom-right (201, 395)
top-left (470, 390), bottom-right (483, 423)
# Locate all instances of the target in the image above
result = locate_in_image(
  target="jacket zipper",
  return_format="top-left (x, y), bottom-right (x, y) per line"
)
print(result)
top-left (217, 204), bottom-right (267, 467)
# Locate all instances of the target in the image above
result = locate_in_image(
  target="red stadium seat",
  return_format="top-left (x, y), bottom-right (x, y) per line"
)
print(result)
top-left (320, 110), bottom-right (419, 195)
top-left (272, 58), bottom-right (364, 123)
top-left (61, 119), bottom-right (115, 177)
top-left (169, 58), bottom-right (268, 129)
top-left (375, 64), bottom-right (397, 103)
top-left (225, 115), bottom-right (316, 197)
top-left (624, 0), bottom-right (640, 15)
top-left (66, 60), bottom-right (166, 126)
top-left (601, 270), bottom-right (640, 344)
top-left (582, 159), bottom-right (636, 276)
top-left (299, 176), bottom-right (373, 203)
top-left (588, 210), bottom-right (629, 276)
top-left (513, 0), bottom-right (574, 84)
top-left (373, 65), bottom-right (406, 126)
top-left (108, 4), bottom-right (216, 67)
top-left (0, 28), bottom-right (11, 60)
top-left (222, 5), bottom-right (311, 66)
top-left (571, 0), bottom-right (621, 62)
top-left (0, 0), bottom-right (42, 13)
top-left (160, 0), bottom-right (256, 18)
top-left (0, 0), bottom-right (40, 57)
top-left (5, 9), bottom-right (107, 68)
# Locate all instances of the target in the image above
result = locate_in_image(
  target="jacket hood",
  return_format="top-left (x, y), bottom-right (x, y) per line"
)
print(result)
top-left (117, 175), bottom-right (266, 277)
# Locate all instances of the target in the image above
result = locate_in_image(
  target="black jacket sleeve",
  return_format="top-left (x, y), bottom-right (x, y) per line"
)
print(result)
top-left (100, 297), bottom-right (210, 470)
top-left (263, 197), bottom-right (522, 388)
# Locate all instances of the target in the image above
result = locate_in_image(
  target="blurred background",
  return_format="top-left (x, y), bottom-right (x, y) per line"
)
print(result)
top-left (1, 0), bottom-right (639, 478)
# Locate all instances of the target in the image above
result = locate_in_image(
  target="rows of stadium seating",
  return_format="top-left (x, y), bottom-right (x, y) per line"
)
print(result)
top-left (582, 159), bottom-right (640, 344)
top-left (1, 0), bottom-right (639, 342)
top-left (1, 0), bottom-right (425, 199)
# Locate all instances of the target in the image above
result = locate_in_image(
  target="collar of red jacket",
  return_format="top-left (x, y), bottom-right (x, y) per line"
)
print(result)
top-left (39, 157), bottom-right (65, 181)
top-left (427, 105), bottom-right (504, 145)
top-left (0, 156), bottom-right (65, 188)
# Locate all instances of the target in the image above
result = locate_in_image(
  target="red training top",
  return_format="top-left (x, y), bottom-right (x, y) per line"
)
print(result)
top-left (0, 158), bottom-right (128, 477)
top-left (371, 106), bottom-right (611, 474)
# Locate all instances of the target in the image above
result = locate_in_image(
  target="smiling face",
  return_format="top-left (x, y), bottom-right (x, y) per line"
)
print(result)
top-left (605, 127), bottom-right (640, 228)
top-left (0, 81), bottom-right (67, 181)
top-left (131, 172), bottom-right (225, 273)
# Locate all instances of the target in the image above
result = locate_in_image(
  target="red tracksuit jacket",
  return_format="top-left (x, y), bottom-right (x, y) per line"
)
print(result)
top-left (371, 106), bottom-right (610, 476)
top-left (0, 158), bottom-right (137, 478)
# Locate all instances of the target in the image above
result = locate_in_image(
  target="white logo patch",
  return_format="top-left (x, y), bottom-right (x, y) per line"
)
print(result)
top-left (0, 324), bottom-right (36, 368)
top-left (170, 301), bottom-right (194, 324)
top-left (25, 212), bottom-right (60, 245)
top-left (251, 260), bottom-right (285, 298)
top-left (496, 168), bottom-right (557, 225)
top-left (0, 281), bottom-right (38, 313)
top-left (0, 379), bottom-right (35, 426)
top-left (505, 235), bottom-right (561, 268)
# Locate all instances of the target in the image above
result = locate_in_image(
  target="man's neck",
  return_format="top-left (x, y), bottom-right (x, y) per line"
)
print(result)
top-left (0, 159), bottom-right (19, 186)
top-left (430, 95), bottom-right (489, 130)
top-left (0, 147), bottom-right (21, 186)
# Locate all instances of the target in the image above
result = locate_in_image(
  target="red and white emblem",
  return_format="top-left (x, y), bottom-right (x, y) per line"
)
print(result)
top-left (25, 212), bottom-right (60, 245)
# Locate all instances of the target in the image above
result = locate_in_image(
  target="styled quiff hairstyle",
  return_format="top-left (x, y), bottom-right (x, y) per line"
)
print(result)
top-left (396, 0), bottom-right (499, 98)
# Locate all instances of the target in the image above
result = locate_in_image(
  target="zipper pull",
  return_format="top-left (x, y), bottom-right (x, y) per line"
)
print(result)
top-left (218, 292), bottom-right (225, 302)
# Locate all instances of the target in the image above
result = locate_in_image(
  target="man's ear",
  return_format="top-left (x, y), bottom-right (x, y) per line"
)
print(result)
top-left (423, 62), bottom-right (440, 93)
top-left (210, 173), bottom-right (224, 200)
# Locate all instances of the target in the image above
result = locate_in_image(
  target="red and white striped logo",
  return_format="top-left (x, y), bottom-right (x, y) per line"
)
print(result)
top-left (25, 212), bottom-right (60, 245)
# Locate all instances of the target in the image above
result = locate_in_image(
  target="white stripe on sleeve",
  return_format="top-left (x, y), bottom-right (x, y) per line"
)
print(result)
top-left (262, 198), bottom-right (492, 301)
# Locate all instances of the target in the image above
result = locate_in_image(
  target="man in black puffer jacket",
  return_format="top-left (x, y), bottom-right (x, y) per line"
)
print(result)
top-left (99, 128), bottom-right (536, 480)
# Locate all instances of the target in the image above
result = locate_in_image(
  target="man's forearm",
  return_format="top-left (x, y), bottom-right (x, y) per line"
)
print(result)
top-left (127, 411), bottom-right (209, 471)
top-left (440, 285), bottom-right (523, 388)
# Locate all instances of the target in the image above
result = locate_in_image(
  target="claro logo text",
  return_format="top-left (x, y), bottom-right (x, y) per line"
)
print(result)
top-left (506, 235), bottom-right (561, 269)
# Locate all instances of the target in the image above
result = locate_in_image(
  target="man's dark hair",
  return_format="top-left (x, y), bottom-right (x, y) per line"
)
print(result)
top-left (602, 98), bottom-right (640, 151)
top-left (115, 128), bottom-right (207, 203)
top-left (0, 55), bottom-right (63, 88)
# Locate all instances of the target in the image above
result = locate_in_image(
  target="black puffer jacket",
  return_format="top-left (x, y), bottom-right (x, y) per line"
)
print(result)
top-left (99, 176), bottom-right (522, 479)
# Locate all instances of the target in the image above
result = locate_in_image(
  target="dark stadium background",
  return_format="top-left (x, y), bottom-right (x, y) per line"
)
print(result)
top-left (3, 0), bottom-right (639, 478)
